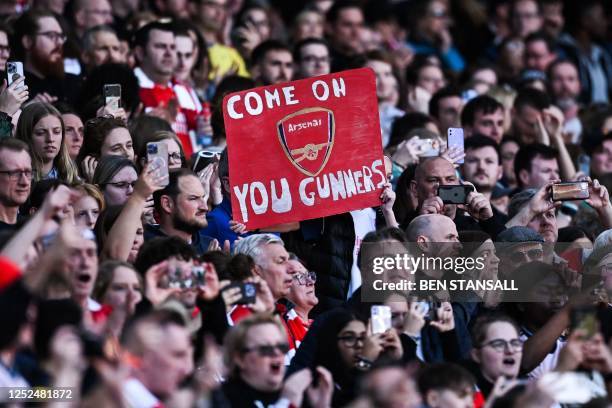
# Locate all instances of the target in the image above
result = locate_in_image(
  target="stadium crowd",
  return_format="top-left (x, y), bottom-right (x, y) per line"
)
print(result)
top-left (1, 0), bottom-right (612, 406)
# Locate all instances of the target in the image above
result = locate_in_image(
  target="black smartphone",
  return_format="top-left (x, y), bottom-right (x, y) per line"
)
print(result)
top-left (551, 182), bottom-right (590, 201)
top-left (223, 282), bottom-right (257, 305)
top-left (438, 185), bottom-right (474, 204)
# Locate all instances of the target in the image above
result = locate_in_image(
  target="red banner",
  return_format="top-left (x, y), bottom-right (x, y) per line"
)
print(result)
top-left (223, 68), bottom-right (385, 229)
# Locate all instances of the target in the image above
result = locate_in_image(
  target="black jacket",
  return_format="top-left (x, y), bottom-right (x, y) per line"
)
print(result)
top-left (283, 210), bottom-right (386, 315)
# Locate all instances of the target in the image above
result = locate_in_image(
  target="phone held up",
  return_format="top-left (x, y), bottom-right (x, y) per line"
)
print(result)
top-left (551, 182), bottom-right (590, 201)
top-left (103, 84), bottom-right (121, 110)
top-left (438, 185), bottom-right (474, 204)
top-left (6, 61), bottom-right (25, 90)
top-left (147, 142), bottom-right (169, 187)
top-left (371, 305), bottom-right (392, 334)
top-left (447, 128), bottom-right (465, 164)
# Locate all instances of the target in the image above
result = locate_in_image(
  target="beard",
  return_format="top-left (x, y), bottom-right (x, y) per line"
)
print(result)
top-left (31, 46), bottom-right (65, 79)
top-left (172, 211), bottom-right (207, 235)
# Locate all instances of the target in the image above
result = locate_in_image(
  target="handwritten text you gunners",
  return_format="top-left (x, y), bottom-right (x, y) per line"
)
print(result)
top-left (234, 159), bottom-right (387, 223)
top-left (225, 77), bottom-right (347, 119)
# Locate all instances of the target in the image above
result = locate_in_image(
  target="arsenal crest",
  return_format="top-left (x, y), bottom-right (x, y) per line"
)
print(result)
top-left (277, 107), bottom-right (335, 177)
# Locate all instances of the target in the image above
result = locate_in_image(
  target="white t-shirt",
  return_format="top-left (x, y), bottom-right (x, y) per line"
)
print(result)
top-left (347, 208), bottom-right (377, 298)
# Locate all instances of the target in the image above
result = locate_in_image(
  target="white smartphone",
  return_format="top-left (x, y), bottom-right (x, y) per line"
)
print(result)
top-left (6, 61), bottom-right (25, 90)
top-left (147, 142), bottom-right (169, 187)
top-left (371, 305), bottom-right (392, 334)
top-left (447, 128), bottom-right (465, 164)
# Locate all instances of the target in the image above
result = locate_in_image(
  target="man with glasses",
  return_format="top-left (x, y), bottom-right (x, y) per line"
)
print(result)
top-left (0, 139), bottom-right (32, 232)
top-left (12, 10), bottom-right (81, 104)
top-left (293, 38), bottom-right (331, 79)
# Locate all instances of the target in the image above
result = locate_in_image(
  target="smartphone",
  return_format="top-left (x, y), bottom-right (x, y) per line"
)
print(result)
top-left (147, 142), bottom-right (169, 187)
top-left (223, 282), bottom-right (257, 305)
top-left (578, 154), bottom-right (590, 177)
top-left (103, 84), bottom-right (121, 110)
top-left (417, 138), bottom-right (440, 157)
top-left (570, 305), bottom-right (599, 338)
top-left (447, 128), bottom-right (464, 164)
top-left (371, 305), bottom-right (392, 334)
top-left (192, 150), bottom-right (220, 174)
top-left (6, 61), bottom-right (24, 89)
top-left (551, 182), bottom-right (590, 201)
top-left (438, 185), bottom-right (474, 204)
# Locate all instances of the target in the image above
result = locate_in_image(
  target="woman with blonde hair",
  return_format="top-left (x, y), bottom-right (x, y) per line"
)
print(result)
top-left (71, 182), bottom-right (105, 229)
top-left (15, 102), bottom-right (78, 183)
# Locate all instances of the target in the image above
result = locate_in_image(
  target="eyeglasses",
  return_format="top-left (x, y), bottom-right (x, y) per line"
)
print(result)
top-left (36, 31), bottom-right (67, 44)
top-left (0, 169), bottom-right (33, 180)
top-left (302, 56), bottom-right (330, 65)
top-left (105, 181), bottom-right (136, 189)
top-left (241, 343), bottom-right (289, 357)
top-left (293, 271), bottom-right (316, 285)
top-left (337, 334), bottom-right (366, 348)
top-left (508, 248), bottom-right (544, 263)
top-left (480, 339), bottom-right (523, 353)
top-left (169, 152), bottom-right (182, 162)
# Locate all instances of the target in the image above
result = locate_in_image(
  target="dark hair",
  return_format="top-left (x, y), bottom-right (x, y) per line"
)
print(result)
top-left (34, 299), bottom-right (82, 360)
top-left (200, 251), bottom-right (232, 280)
top-left (388, 112), bottom-right (436, 150)
top-left (218, 148), bottom-right (229, 179)
top-left (94, 204), bottom-right (126, 253)
top-left (77, 63), bottom-right (141, 121)
top-left (226, 253), bottom-right (256, 281)
top-left (153, 168), bottom-right (197, 213)
top-left (500, 135), bottom-right (521, 149)
top-left (326, 0), bottom-right (362, 23)
top-left (0, 137), bottom-right (29, 155)
top-left (465, 134), bottom-right (500, 159)
top-left (173, 18), bottom-right (208, 75)
top-left (524, 32), bottom-right (555, 54)
top-left (564, 0), bottom-right (602, 34)
top-left (470, 312), bottom-right (519, 348)
top-left (393, 164), bottom-right (417, 226)
top-left (11, 9), bottom-right (56, 60)
top-left (417, 363), bottom-right (476, 396)
top-left (53, 101), bottom-right (79, 116)
top-left (458, 230), bottom-right (492, 258)
top-left (293, 37), bottom-right (330, 62)
top-left (92, 155), bottom-right (137, 187)
top-left (21, 179), bottom-right (69, 215)
top-left (211, 76), bottom-right (255, 140)
top-left (78, 117), bottom-right (131, 163)
top-left (134, 236), bottom-right (197, 275)
top-left (358, 227), bottom-right (408, 270)
top-left (250, 39), bottom-right (291, 67)
top-left (513, 143), bottom-right (558, 187)
top-left (461, 95), bottom-right (504, 127)
top-left (0, 281), bottom-right (32, 350)
top-left (429, 86), bottom-right (462, 119)
top-left (132, 20), bottom-right (175, 49)
top-left (130, 115), bottom-right (173, 155)
top-left (513, 87), bottom-right (551, 111)
top-left (405, 56), bottom-right (442, 87)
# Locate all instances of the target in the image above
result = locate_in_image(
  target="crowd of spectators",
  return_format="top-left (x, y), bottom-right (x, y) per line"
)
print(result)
top-left (0, 0), bottom-right (612, 407)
